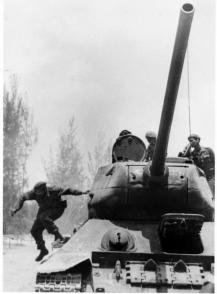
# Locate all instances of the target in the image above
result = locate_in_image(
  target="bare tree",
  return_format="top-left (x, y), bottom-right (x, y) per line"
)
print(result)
top-left (44, 117), bottom-right (87, 232)
top-left (44, 117), bottom-right (85, 188)
top-left (3, 75), bottom-right (38, 234)
top-left (87, 132), bottom-right (112, 187)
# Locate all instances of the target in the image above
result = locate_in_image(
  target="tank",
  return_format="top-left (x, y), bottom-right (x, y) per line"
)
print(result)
top-left (35, 3), bottom-right (214, 292)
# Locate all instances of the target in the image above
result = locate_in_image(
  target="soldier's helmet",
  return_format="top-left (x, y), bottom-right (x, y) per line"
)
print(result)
top-left (34, 182), bottom-right (47, 194)
top-left (188, 134), bottom-right (200, 141)
top-left (145, 131), bottom-right (157, 139)
top-left (119, 130), bottom-right (132, 136)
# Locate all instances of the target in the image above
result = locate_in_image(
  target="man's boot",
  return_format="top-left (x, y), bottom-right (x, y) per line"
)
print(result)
top-left (35, 246), bottom-right (49, 262)
top-left (54, 230), bottom-right (64, 241)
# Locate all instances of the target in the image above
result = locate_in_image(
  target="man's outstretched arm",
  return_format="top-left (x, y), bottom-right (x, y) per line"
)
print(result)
top-left (10, 190), bottom-right (35, 216)
top-left (60, 188), bottom-right (90, 196)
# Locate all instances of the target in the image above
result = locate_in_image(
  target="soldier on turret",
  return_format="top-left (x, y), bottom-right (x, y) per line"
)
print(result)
top-left (144, 131), bottom-right (157, 161)
top-left (179, 134), bottom-right (215, 196)
top-left (10, 182), bottom-right (89, 261)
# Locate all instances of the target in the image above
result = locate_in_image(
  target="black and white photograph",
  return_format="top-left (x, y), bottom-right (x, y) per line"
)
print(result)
top-left (2, 0), bottom-right (215, 292)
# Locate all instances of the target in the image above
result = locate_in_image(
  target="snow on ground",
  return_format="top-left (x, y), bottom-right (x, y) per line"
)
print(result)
top-left (3, 235), bottom-right (53, 292)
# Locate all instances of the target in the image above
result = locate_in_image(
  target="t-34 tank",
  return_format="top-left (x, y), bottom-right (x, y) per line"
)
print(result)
top-left (35, 3), bottom-right (214, 292)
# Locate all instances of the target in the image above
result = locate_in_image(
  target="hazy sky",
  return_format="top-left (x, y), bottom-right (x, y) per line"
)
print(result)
top-left (4, 0), bottom-right (215, 187)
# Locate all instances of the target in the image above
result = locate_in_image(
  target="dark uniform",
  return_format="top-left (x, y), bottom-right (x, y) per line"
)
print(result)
top-left (144, 131), bottom-right (156, 161)
top-left (145, 144), bottom-right (155, 161)
top-left (190, 147), bottom-right (214, 179)
top-left (11, 182), bottom-right (88, 261)
top-left (189, 147), bottom-right (215, 195)
top-left (179, 134), bottom-right (215, 196)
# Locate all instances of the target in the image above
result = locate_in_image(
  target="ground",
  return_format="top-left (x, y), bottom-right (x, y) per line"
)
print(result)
top-left (3, 235), bottom-right (53, 292)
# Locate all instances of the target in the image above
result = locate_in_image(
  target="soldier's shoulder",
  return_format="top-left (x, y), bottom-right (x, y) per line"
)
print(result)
top-left (22, 189), bottom-right (35, 199)
top-left (47, 185), bottom-right (63, 192)
top-left (204, 147), bottom-right (215, 160)
top-left (200, 146), bottom-right (213, 154)
top-left (200, 147), bottom-right (214, 159)
top-left (204, 146), bottom-right (214, 154)
top-left (24, 189), bottom-right (34, 194)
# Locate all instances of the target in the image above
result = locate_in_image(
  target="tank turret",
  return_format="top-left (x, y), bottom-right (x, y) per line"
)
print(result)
top-left (35, 4), bottom-right (214, 292)
top-left (87, 3), bottom-right (213, 222)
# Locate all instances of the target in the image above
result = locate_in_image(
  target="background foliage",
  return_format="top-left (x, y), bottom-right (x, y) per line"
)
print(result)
top-left (3, 76), bottom-right (112, 234)
top-left (3, 76), bottom-right (38, 234)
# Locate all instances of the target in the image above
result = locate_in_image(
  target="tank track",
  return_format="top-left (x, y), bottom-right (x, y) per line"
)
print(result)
top-left (35, 273), bottom-right (82, 292)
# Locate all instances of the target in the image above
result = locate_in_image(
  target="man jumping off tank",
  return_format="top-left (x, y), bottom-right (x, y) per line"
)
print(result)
top-left (10, 182), bottom-right (89, 261)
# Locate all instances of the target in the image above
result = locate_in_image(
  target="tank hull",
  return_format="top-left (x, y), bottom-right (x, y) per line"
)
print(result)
top-left (36, 219), bottom-right (214, 292)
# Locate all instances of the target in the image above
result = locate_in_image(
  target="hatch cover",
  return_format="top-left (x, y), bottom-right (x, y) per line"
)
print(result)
top-left (125, 259), bottom-right (204, 288)
top-left (112, 135), bottom-right (146, 162)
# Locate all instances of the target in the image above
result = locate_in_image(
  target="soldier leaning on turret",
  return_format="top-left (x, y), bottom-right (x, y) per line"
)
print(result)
top-left (178, 134), bottom-right (215, 197)
top-left (144, 131), bottom-right (157, 161)
top-left (10, 182), bottom-right (89, 262)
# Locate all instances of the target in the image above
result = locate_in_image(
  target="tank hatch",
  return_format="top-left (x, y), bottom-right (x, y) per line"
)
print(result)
top-left (112, 135), bottom-right (146, 162)
top-left (159, 213), bottom-right (205, 253)
top-left (101, 228), bottom-right (136, 252)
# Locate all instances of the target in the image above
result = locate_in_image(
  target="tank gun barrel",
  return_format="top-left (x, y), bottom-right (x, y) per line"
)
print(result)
top-left (150, 3), bottom-right (194, 177)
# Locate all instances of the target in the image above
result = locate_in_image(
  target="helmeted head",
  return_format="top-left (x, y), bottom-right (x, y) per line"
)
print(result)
top-left (145, 131), bottom-right (157, 144)
top-left (119, 130), bottom-right (132, 137)
top-left (188, 134), bottom-right (200, 147)
top-left (33, 182), bottom-right (47, 196)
